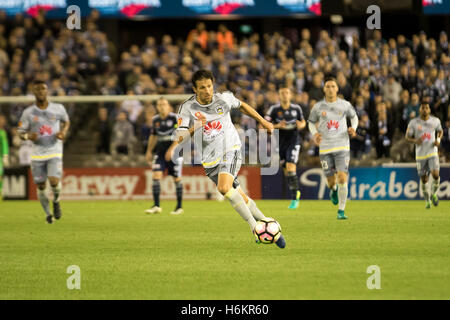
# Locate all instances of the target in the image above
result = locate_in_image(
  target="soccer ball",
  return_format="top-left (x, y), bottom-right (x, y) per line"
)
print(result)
top-left (253, 217), bottom-right (281, 244)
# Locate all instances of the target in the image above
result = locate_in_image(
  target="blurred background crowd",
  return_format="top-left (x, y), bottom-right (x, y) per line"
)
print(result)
top-left (0, 9), bottom-right (449, 168)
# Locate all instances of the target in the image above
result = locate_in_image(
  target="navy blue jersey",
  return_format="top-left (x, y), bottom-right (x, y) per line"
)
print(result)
top-left (151, 112), bottom-right (177, 154)
top-left (265, 104), bottom-right (304, 145)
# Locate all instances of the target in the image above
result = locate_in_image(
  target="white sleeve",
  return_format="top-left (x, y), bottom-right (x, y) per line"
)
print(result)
top-left (350, 114), bottom-right (358, 130)
top-left (308, 121), bottom-right (318, 135)
top-left (222, 91), bottom-right (241, 109)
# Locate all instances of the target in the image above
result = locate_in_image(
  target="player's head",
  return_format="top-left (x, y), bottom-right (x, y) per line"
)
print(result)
top-left (323, 77), bottom-right (339, 100)
top-left (419, 101), bottom-right (431, 118)
top-left (156, 97), bottom-right (171, 116)
top-left (32, 80), bottom-right (48, 103)
top-left (278, 86), bottom-right (292, 105)
top-left (192, 69), bottom-right (214, 105)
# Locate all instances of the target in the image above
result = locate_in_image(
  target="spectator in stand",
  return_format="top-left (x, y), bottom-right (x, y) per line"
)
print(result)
top-left (381, 74), bottom-right (402, 107)
top-left (398, 89), bottom-right (410, 131)
top-left (217, 24), bottom-right (234, 53)
top-left (307, 73), bottom-right (324, 101)
top-left (96, 107), bottom-right (112, 154)
top-left (350, 112), bottom-right (371, 158)
top-left (403, 92), bottom-right (421, 124)
top-left (187, 22), bottom-right (208, 51)
top-left (111, 111), bottom-right (135, 155)
top-left (375, 102), bottom-right (391, 158)
top-left (120, 90), bottom-right (143, 130)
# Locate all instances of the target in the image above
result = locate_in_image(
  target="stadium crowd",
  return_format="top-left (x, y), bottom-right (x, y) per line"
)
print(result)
top-left (0, 11), bottom-right (449, 165)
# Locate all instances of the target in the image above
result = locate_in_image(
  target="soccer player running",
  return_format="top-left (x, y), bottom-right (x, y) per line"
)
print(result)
top-left (405, 101), bottom-right (443, 209)
top-left (145, 97), bottom-right (184, 215)
top-left (17, 80), bottom-right (70, 224)
top-left (0, 114), bottom-right (9, 200)
top-left (265, 86), bottom-right (306, 209)
top-left (175, 69), bottom-right (286, 248)
top-left (308, 77), bottom-right (358, 220)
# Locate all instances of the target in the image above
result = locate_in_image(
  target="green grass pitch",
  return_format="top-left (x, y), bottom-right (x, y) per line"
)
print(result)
top-left (0, 199), bottom-right (449, 300)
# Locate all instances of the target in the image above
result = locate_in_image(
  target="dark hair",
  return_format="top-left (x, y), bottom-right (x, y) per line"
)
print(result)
top-left (192, 69), bottom-right (214, 88)
top-left (32, 79), bottom-right (46, 86)
top-left (323, 76), bottom-right (338, 86)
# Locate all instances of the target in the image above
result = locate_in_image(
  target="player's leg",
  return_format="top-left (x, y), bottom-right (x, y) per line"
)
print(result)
top-left (47, 158), bottom-right (63, 220)
top-left (237, 187), bottom-right (266, 221)
top-left (31, 160), bottom-right (52, 223)
top-left (417, 160), bottom-right (431, 209)
top-left (320, 153), bottom-right (338, 205)
top-left (430, 157), bottom-right (440, 207)
top-left (286, 162), bottom-right (301, 209)
top-left (168, 157), bottom-right (184, 215)
top-left (335, 151), bottom-right (351, 219)
top-left (146, 155), bottom-right (163, 214)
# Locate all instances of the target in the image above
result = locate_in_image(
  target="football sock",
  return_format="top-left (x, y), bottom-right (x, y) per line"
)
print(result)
top-left (224, 187), bottom-right (257, 230)
top-left (421, 181), bottom-right (430, 201)
top-left (175, 181), bottom-right (183, 209)
top-left (337, 183), bottom-right (348, 211)
top-left (246, 198), bottom-right (266, 221)
top-left (286, 171), bottom-right (300, 200)
top-left (51, 183), bottom-right (61, 203)
top-left (37, 188), bottom-right (51, 217)
top-left (431, 177), bottom-right (440, 196)
top-left (152, 180), bottom-right (161, 207)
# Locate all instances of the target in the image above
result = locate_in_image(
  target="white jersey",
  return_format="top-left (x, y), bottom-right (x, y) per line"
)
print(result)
top-left (17, 103), bottom-right (69, 161)
top-left (177, 91), bottom-right (242, 168)
top-left (308, 98), bottom-right (356, 154)
top-left (406, 116), bottom-right (443, 160)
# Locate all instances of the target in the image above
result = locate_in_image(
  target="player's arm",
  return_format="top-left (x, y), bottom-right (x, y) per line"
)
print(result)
top-left (307, 105), bottom-right (321, 145)
top-left (239, 101), bottom-right (273, 133)
top-left (56, 120), bottom-right (71, 140)
top-left (405, 125), bottom-right (422, 145)
top-left (17, 113), bottom-right (38, 142)
top-left (435, 130), bottom-right (444, 147)
top-left (145, 134), bottom-right (158, 164)
top-left (296, 106), bottom-right (306, 130)
top-left (348, 114), bottom-right (358, 138)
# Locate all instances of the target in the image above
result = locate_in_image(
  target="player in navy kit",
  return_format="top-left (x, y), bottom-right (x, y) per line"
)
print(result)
top-left (265, 87), bottom-right (306, 209)
top-left (145, 98), bottom-right (184, 215)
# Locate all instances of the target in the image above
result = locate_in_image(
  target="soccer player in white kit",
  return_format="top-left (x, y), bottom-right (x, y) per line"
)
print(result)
top-left (308, 77), bottom-right (358, 219)
top-left (405, 102), bottom-right (443, 209)
top-left (175, 69), bottom-right (286, 248)
top-left (17, 80), bottom-right (70, 224)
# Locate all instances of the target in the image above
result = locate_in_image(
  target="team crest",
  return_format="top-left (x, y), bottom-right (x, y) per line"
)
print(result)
top-left (277, 111), bottom-right (283, 117)
top-left (33, 116), bottom-right (39, 122)
top-left (177, 118), bottom-right (182, 126)
top-left (155, 122), bottom-right (160, 128)
top-left (215, 106), bottom-right (224, 115)
top-left (418, 125), bottom-right (422, 131)
top-left (321, 111), bottom-right (327, 117)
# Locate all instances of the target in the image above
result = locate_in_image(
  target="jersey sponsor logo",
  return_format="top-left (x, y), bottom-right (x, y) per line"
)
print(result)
top-left (39, 125), bottom-right (53, 136)
top-left (215, 106), bottom-right (224, 115)
top-left (421, 132), bottom-right (432, 141)
top-left (204, 120), bottom-right (223, 137)
top-left (326, 120), bottom-right (339, 131)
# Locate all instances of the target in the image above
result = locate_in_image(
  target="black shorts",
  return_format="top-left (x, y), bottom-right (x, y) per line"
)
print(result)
top-left (152, 153), bottom-right (183, 178)
top-left (279, 141), bottom-right (301, 165)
